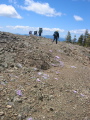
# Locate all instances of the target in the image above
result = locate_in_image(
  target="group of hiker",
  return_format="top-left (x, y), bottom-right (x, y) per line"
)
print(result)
top-left (29, 28), bottom-right (60, 44)
top-left (29, 28), bottom-right (43, 36)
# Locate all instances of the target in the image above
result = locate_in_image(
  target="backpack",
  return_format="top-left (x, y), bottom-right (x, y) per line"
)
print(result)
top-left (39, 28), bottom-right (43, 33)
top-left (29, 31), bottom-right (32, 34)
top-left (53, 32), bottom-right (58, 37)
top-left (34, 31), bottom-right (37, 35)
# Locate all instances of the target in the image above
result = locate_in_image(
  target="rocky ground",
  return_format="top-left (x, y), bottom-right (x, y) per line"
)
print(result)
top-left (0, 31), bottom-right (90, 120)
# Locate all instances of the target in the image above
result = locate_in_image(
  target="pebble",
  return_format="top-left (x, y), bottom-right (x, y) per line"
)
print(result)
top-left (0, 111), bottom-right (4, 116)
top-left (16, 63), bottom-right (22, 68)
top-left (6, 105), bottom-right (12, 108)
top-left (14, 97), bottom-right (22, 103)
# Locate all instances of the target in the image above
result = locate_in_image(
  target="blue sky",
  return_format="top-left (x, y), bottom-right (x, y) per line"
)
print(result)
top-left (0, 0), bottom-right (90, 39)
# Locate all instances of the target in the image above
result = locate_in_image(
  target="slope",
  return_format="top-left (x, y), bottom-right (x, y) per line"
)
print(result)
top-left (0, 32), bottom-right (90, 120)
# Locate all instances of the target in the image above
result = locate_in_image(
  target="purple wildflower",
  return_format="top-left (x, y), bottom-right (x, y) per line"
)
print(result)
top-left (73, 90), bottom-right (77, 93)
top-left (55, 78), bottom-right (58, 80)
top-left (59, 61), bottom-right (64, 67)
top-left (55, 56), bottom-right (60, 59)
top-left (36, 78), bottom-right (41, 82)
top-left (27, 117), bottom-right (33, 120)
top-left (38, 72), bottom-right (42, 75)
top-left (49, 50), bottom-right (52, 52)
top-left (71, 66), bottom-right (76, 68)
top-left (16, 90), bottom-right (22, 96)
top-left (80, 93), bottom-right (85, 97)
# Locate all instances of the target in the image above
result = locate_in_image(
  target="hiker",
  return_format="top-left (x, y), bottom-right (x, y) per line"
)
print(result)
top-left (29, 31), bottom-right (32, 36)
top-left (34, 31), bottom-right (37, 36)
top-left (53, 31), bottom-right (59, 44)
top-left (39, 28), bottom-right (43, 36)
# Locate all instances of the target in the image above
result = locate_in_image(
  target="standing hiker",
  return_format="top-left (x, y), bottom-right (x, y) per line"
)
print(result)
top-left (53, 31), bottom-right (59, 44)
top-left (39, 28), bottom-right (43, 36)
top-left (29, 31), bottom-right (32, 36)
top-left (34, 31), bottom-right (37, 35)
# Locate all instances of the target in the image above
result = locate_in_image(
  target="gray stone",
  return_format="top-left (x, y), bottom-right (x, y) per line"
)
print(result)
top-left (0, 48), bottom-right (3, 51)
top-left (16, 63), bottom-right (23, 68)
top-left (14, 97), bottom-right (22, 103)
top-left (0, 111), bottom-right (4, 116)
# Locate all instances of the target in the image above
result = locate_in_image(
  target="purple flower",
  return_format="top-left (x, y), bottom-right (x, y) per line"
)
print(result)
top-left (36, 78), bottom-right (41, 82)
top-left (56, 71), bottom-right (60, 74)
top-left (49, 50), bottom-right (52, 52)
top-left (55, 78), bottom-right (58, 80)
top-left (73, 90), bottom-right (77, 93)
top-left (80, 93), bottom-right (85, 97)
top-left (16, 90), bottom-right (22, 96)
top-left (59, 61), bottom-right (64, 67)
top-left (42, 76), bottom-right (47, 79)
top-left (55, 56), bottom-right (60, 59)
top-left (27, 117), bottom-right (33, 120)
top-left (71, 66), bottom-right (76, 68)
top-left (38, 72), bottom-right (42, 75)
top-left (42, 74), bottom-right (49, 79)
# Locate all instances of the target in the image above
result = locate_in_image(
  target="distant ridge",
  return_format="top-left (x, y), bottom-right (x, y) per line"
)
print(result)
top-left (43, 35), bottom-right (65, 41)
top-left (16, 33), bottom-right (66, 42)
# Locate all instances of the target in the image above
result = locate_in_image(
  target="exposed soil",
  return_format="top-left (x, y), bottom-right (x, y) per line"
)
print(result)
top-left (0, 32), bottom-right (90, 120)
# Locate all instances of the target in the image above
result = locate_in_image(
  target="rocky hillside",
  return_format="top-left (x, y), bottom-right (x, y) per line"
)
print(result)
top-left (0, 31), bottom-right (90, 120)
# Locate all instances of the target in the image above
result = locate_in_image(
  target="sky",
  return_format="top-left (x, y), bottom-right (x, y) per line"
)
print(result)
top-left (0, 0), bottom-right (90, 39)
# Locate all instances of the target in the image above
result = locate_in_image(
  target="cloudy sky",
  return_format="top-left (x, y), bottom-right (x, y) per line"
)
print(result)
top-left (0, 0), bottom-right (90, 38)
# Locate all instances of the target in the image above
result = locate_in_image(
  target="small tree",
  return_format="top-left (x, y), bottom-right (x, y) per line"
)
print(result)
top-left (86, 34), bottom-right (90, 47)
top-left (83, 29), bottom-right (89, 46)
top-left (72, 35), bottom-right (77, 44)
top-left (66, 31), bottom-right (71, 43)
top-left (78, 34), bottom-right (83, 46)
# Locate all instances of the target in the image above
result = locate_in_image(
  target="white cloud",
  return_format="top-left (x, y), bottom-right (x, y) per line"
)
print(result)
top-left (70, 29), bottom-right (89, 34)
top-left (0, 4), bottom-right (22, 19)
top-left (20, 0), bottom-right (62, 17)
top-left (0, 26), bottom-right (3, 28)
top-left (74, 15), bottom-right (83, 21)
top-left (6, 25), bottom-right (65, 32)
top-left (6, 26), bottom-right (38, 31)
top-left (43, 28), bottom-right (65, 32)
top-left (5, 26), bottom-right (90, 35)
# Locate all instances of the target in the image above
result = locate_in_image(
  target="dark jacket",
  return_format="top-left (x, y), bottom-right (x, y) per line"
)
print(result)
top-left (53, 31), bottom-right (59, 38)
